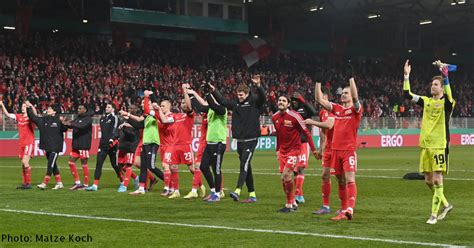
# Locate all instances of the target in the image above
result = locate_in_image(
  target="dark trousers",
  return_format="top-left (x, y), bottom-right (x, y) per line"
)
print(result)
top-left (200, 142), bottom-right (226, 192)
top-left (45, 152), bottom-right (60, 176)
top-left (139, 144), bottom-right (163, 184)
top-left (236, 140), bottom-right (258, 192)
top-left (94, 146), bottom-right (121, 180)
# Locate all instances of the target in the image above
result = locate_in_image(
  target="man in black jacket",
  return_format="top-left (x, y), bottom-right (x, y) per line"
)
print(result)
top-left (26, 102), bottom-right (67, 190)
top-left (212, 74), bottom-right (265, 203)
top-left (62, 105), bottom-right (94, 190)
top-left (86, 103), bottom-right (122, 191)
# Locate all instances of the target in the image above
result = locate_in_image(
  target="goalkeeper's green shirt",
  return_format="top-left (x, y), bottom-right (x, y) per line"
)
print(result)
top-left (404, 78), bottom-right (455, 149)
top-left (206, 108), bottom-right (228, 143)
top-left (418, 96), bottom-right (455, 148)
top-left (143, 115), bottom-right (160, 145)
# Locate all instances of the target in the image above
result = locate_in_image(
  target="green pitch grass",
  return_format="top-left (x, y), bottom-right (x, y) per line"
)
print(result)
top-left (0, 147), bottom-right (473, 247)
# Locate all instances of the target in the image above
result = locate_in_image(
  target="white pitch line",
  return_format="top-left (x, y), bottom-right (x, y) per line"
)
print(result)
top-left (0, 208), bottom-right (465, 248)
top-left (0, 166), bottom-right (473, 181)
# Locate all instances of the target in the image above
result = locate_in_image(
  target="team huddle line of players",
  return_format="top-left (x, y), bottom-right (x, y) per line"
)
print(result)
top-left (1, 61), bottom-right (455, 223)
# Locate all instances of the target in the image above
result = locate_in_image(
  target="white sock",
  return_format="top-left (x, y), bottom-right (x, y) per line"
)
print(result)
top-left (191, 188), bottom-right (197, 193)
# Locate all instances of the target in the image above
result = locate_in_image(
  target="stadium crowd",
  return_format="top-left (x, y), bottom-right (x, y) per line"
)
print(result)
top-left (1, 32), bottom-right (472, 118)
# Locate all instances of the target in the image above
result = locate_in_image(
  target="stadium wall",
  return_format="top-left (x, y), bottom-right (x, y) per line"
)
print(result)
top-left (0, 125), bottom-right (472, 157)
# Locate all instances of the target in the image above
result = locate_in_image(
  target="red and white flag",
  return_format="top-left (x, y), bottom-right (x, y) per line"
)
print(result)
top-left (239, 38), bottom-right (270, 67)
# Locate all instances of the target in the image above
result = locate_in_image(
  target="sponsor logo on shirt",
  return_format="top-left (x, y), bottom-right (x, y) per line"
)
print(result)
top-left (283, 120), bottom-right (293, 127)
top-left (345, 109), bottom-right (352, 115)
top-left (51, 122), bottom-right (58, 128)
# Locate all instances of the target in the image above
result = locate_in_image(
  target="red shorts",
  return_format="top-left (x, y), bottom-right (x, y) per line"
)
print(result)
top-left (19, 144), bottom-right (34, 159)
top-left (173, 144), bottom-right (194, 165)
top-left (134, 145), bottom-right (142, 158)
top-left (278, 150), bottom-right (300, 173)
top-left (70, 149), bottom-right (90, 159)
top-left (118, 150), bottom-right (135, 165)
top-left (195, 142), bottom-right (206, 164)
top-left (331, 150), bottom-right (357, 175)
top-left (296, 143), bottom-right (310, 171)
top-left (321, 150), bottom-right (333, 168)
top-left (159, 146), bottom-right (173, 164)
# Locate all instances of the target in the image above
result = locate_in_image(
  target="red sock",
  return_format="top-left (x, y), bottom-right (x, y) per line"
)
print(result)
top-left (93, 179), bottom-right (100, 186)
top-left (139, 182), bottom-right (145, 188)
top-left (346, 182), bottom-right (357, 210)
top-left (21, 166), bottom-right (27, 184)
top-left (171, 170), bottom-right (179, 190)
top-left (54, 174), bottom-right (62, 183)
top-left (192, 169), bottom-right (202, 189)
top-left (123, 166), bottom-right (133, 187)
top-left (43, 175), bottom-right (51, 185)
top-left (25, 166), bottom-right (31, 184)
top-left (338, 184), bottom-right (348, 210)
top-left (68, 161), bottom-right (80, 182)
top-left (322, 180), bottom-right (331, 206)
top-left (82, 164), bottom-right (90, 185)
top-left (295, 174), bottom-right (305, 196)
top-left (164, 170), bottom-right (171, 188)
top-left (284, 179), bottom-right (295, 205)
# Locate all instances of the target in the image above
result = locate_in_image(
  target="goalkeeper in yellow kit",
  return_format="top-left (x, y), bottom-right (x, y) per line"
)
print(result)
top-left (403, 59), bottom-right (455, 224)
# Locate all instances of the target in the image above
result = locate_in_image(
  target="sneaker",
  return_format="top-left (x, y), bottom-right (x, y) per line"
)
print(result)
top-left (331, 212), bottom-right (348, 221)
top-left (277, 207), bottom-right (295, 213)
top-left (37, 183), bottom-right (47, 190)
top-left (16, 184), bottom-right (32, 190)
top-left (437, 204), bottom-right (453, 221)
top-left (292, 202), bottom-right (299, 211)
top-left (345, 208), bottom-right (353, 220)
top-left (130, 189), bottom-right (145, 195)
top-left (206, 193), bottom-right (220, 202)
top-left (85, 185), bottom-right (98, 191)
top-left (161, 189), bottom-right (172, 197)
top-left (219, 191), bottom-right (225, 198)
top-left (426, 215), bottom-right (437, 224)
top-left (52, 182), bottom-right (64, 190)
top-left (168, 191), bottom-right (181, 199)
top-left (241, 197), bottom-right (257, 203)
top-left (203, 194), bottom-right (213, 201)
top-left (313, 206), bottom-right (331, 215)
top-left (184, 191), bottom-right (198, 199)
top-left (70, 183), bottom-right (83, 190)
top-left (199, 185), bottom-right (206, 198)
top-left (230, 192), bottom-right (240, 202)
top-left (117, 184), bottom-right (127, 193)
top-left (295, 195), bottom-right (305, 204)
top-left (147, 178), bottom-right (158, 192)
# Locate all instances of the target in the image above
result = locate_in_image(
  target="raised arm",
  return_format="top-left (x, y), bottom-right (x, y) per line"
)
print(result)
top-left (0, 101), bottom-right (15, 120)
top-left (349, 78), bottom-right (361, 112)
top-left (182, 84), bottom-right (193, 111)
top-left (191, 97), bottom-right (209, 113)
top-left (315, 82), bottom-right (332, 111)
top-left (403, 60), bottom-right (424, 106)
top-left (25, 102), bottom-right (41, 125)
top-left (212, 89), bottom-right (236, 110)
top-left (206, 94), bottom-right (226, 115)
top-left (438, 61), bottom-right (455, 104)
top-left (252, 74), bottom-right (266, 107)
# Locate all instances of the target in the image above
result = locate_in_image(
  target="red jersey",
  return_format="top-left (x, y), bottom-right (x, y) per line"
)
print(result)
top-left (173, 112), bottom-right (195, 145)
top-left (319, 109), bottom-right (335, 151)
top-left (330, 102), bottom-right (362, 151)
top-left (158, 112), bottom-right (175, 147)
top-left (271, 109), bottom-right (316, 154)
top-left (199, 114), bottom-right (208, 144)
top-left (14, 114), bottom-right (35, 147)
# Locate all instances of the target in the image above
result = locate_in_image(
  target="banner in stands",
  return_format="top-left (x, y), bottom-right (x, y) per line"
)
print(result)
top-left (0, 125), bottom-right (472, 157)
